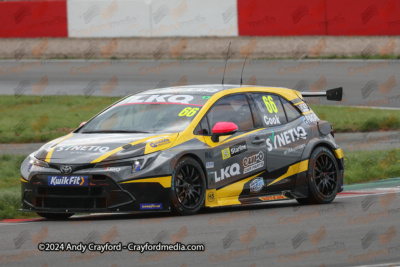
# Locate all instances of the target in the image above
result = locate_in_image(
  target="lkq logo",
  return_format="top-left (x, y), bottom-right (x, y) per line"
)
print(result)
top-left (242, 151), bottom-right (264, 174)
top-left (266, 127), bottom-right (307, 152)
top-left (125, 94), bottom-right (194, 104)
top-left (214, 163), bottom-right (241, 183)
top-left (221, 141), bottom-right (247, 160)
top-left (250, 177), bottom-right (264, 193)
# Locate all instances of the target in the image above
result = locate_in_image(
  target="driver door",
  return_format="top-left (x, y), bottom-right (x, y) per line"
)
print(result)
top-left (200, 94), bottom-right (267, 192)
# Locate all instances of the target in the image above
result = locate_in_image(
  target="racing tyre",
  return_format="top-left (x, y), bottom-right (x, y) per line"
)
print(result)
top-left (297, 147), bottom-right (339, 205)
top-left (171, 157), bottom-right (206, 215)
top-left (36, 212), bottom-right (74, 220)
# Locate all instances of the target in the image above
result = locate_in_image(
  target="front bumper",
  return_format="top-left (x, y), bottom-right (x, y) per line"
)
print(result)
top-left (20, 174), bottom-right (172, 213)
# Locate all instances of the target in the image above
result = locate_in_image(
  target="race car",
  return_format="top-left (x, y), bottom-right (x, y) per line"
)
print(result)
top-left (20, 84), bottom-right (344, 219)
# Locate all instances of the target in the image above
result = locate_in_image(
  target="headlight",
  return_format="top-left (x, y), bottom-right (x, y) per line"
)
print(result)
top-left (28, 157), bottom-right (49, 172)
top-left (95, 152), bottom-right (160, 173)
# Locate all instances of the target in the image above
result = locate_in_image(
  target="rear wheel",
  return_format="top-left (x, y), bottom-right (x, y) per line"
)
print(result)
top-left (37, 212), bottom-right (74, 220)
top-left (297, 147), bottom-right (339, 205)
top-left (170, 157), bottom-right (206, 215)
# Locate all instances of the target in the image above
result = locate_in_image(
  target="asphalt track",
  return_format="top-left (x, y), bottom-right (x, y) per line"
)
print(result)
top-left (0, 59), bottom-right (400, 108)
top-left (1, 185), bottom-right (400, 267)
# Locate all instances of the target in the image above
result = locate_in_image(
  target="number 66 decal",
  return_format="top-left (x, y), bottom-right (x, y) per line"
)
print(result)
top-left (179, 107), bottom-right (199, 117)
top-left (262, 96), bottom-right (278, 113)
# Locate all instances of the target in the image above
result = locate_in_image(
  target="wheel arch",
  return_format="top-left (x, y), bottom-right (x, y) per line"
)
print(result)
top-left (176, 153), bottom-right (208, 186)
top-left (301, 139), bottom-right (344, 171)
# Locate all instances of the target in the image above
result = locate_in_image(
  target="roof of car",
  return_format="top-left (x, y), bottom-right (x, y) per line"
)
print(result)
top-left (140, 84), bottom-right (295, 96)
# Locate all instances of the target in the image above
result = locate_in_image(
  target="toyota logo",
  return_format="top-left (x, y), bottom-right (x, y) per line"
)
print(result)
top-left (60, 165), bottom-right (72, 175)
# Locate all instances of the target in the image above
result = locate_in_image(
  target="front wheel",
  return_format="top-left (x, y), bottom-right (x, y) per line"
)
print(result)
top-left (37, 212), bottom-right (74, 220)
top-left (297, 147), bottom-right (339, 205)
top-left (170, 157), bottom-right (206, 215)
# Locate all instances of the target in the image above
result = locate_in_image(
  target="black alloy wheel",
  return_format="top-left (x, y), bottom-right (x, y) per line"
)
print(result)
top-left (171, 157), bottom-right (206, 215)
top-left (297, 147), bottom-right (339, 205)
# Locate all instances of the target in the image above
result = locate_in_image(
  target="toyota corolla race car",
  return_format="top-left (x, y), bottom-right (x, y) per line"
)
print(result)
top-left (20, 85), bottom-right (344, 219)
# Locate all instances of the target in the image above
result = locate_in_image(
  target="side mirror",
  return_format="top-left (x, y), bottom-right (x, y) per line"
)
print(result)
top-left (79, 122), bottom-right (87, 127)
top-left (211, 122), bottom-right (238, 142)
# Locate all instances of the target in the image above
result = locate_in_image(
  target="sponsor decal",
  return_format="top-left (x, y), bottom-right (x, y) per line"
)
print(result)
top-left (48, 176), bottom-right (88, 186)
top-left (242, 152), bottom-right (264, 174)
top-left (133, 163), bottom-right (141, 171)
top-left (214, 163), bottom-right (241, 183)
top-left (203, 96), bottom-right (211, 99)
top-left (127, 94), bottom-right (194, 104)
top-left (222, 141), bottom-right (247, 160)
top-left (263, 114), bottom-right (281, 126)
top-left (284, 144), bottom-right (306, 155)
top-left (149, 138), bottom-right (171, 148)
top-left (140, 203), bottom-right (163, 210)
top-left (206, 162), bottom-right (214, 169)
top-left (150, 88), bottom-right (219, 93)
top-left (302, 113), bottom-right (320, 124)
top-left (56, 145), bottom-right (110, 153)
top-left (208, 192), bottom-right (215, 202)
top-left (205, 152), bottom-right (213, 159)
top-left (208, 171), bottom-right (216, 185)
top-left (266, 127), bottom-right (307, 152)
top-left (297, 103), bottom-right (310, 113)
top-left (250, 177), bottom-right (264, 193)
top-left (106, 167), bottom-right (121, 172)
top-left (259, 195), bottom-right (287, 201)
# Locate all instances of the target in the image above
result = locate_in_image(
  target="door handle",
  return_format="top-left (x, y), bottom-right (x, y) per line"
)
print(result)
top-left (251, 139), bottom-right (265, 145)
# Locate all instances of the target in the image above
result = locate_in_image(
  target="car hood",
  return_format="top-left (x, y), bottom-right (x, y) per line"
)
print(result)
top-left (34, 133), bottom-right (179, 164)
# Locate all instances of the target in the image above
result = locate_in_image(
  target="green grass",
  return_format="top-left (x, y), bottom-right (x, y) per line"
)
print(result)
top-left (0, 95), bottom-right (120, 143)
top-left (310, 105), bottom-right (400, 133)
top-left (0, 154), bottom-right (37, 219)
top-left (344, 149), bottom-right (400, 184)
top-left (1, 149), bottom-right (399, 218)
top-left (0, 95), bottom-right (399, 144)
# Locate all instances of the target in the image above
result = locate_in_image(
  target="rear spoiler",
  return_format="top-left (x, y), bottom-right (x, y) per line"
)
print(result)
top-left (301, 87), bottom-right (343, 101)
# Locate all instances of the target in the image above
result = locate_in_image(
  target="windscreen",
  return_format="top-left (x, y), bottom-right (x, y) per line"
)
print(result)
top-left (79, 93), bottom-right (211, 134)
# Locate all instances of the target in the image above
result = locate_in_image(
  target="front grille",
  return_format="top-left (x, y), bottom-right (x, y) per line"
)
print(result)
top-left (37, 186), bottom-right (103, 196)
top-left (40, 197), bottom-right (107, 209)
top-left (29, 174), bottom-right (134, 210)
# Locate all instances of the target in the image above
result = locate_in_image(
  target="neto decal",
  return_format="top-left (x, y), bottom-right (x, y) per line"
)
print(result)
top-left (150, 138), bottom-right (170, 147)
top-left (128, 94), bottom-right (194, 104)
top-left (56, 146), bottom-right (110, 153)
top-left (214, 163), bottom-right (241, 183)
top-left (222, 141), bottom-right (247, 160)
top-left (242, 152), bottom-right (264, 174)
top-left (250, 177), bottom-right (264, 193)
top-left (266, 127), bottom-right (307, 152)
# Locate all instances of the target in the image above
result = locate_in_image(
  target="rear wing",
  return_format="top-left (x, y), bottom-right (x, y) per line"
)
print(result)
top-left (301, 87), bottom-right (343, 101)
